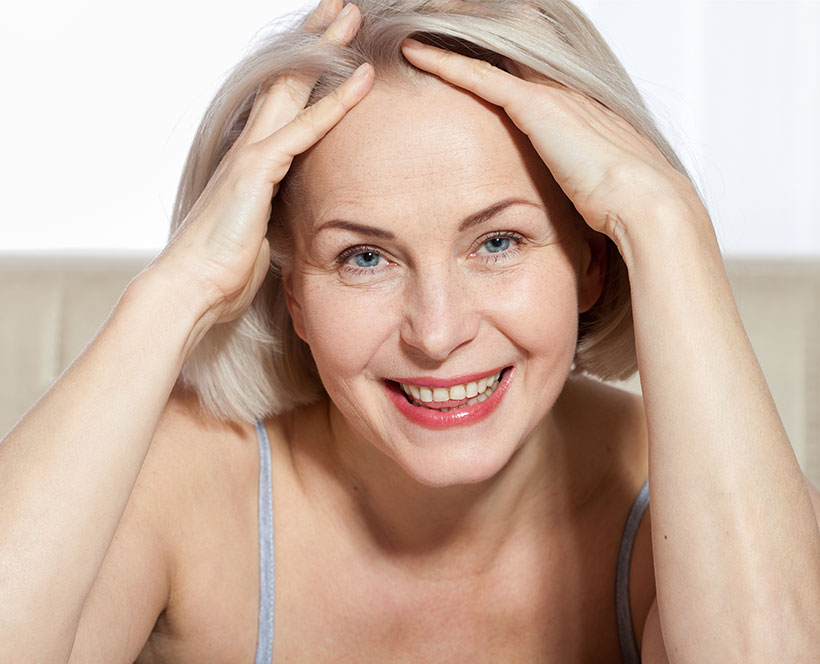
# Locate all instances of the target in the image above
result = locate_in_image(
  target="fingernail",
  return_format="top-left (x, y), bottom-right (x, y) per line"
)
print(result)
top-left (337, 2), bottom-right (355, 20)
top-left (402, 38), bottom-right (424, 50)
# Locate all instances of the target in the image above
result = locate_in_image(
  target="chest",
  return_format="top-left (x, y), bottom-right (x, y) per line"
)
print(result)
top-left (269, 539), bottom-right (627, 663)
top-left (147, 510), bottom-right (630, 663)
top-left (141, 430), bottom-right (649, 663)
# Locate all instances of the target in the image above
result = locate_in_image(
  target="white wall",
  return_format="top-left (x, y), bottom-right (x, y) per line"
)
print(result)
top-left (1, 0), bottom-right (817, 256)
top-left (576, 0), bottom-right (820, 257)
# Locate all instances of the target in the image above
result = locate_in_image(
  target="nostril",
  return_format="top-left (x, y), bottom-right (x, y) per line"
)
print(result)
top-left (398, 290), bottom-right (481, 361)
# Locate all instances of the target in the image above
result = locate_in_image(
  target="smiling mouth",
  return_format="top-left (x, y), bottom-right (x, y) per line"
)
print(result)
top-left (388, 367), bottom-right (512, 412)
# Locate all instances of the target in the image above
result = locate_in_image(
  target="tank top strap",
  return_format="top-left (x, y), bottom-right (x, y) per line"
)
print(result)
top-left (615, 477), bottom-right (650, 663)
top-left (251, 423), bottom-right (649, 662)
top-left (254, 419), bottom-right (275, 664)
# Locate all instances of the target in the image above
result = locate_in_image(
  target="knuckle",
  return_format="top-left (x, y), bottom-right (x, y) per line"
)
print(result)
top-left (298, 97), bottom-right (341, 136)
top-left (326, 87), bottom-right (350, 114)
top-left (295, 106), bottom-right (322, 137)
top-left (466, 58), bottom-right (495, 86)
top-left (476, 58), bottom-right (495, 72)
top-left (227, 143), bottom-right (284, 190)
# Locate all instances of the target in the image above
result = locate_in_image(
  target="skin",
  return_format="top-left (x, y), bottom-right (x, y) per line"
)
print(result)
top-left (2, 0), bottom-right (819, 661)
top-left (397, 29), bottom-right (820, 664)
top-left (284, 75), bottom-right (606, 486)
top-left (0, 1), bottom-right (380, 661)
top-left (276, 73), bottom-right (627, 579)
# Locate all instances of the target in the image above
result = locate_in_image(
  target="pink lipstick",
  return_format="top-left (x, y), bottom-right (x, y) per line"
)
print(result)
top-left (384, 366), bottom-right (513, 430)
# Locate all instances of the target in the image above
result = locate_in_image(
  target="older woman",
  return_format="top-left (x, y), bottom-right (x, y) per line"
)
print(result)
top-left (1, 0), bottom-right (819, 662)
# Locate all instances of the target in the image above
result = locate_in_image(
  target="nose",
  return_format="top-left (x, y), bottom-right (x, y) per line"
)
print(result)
top-left (399, 264), bottom-right (480, 362)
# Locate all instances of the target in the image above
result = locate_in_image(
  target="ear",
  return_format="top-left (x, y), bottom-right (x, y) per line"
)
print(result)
top-left (282, 270), bottom-right (308, 342)
top-left (577, 228), bottom-right (608, 314)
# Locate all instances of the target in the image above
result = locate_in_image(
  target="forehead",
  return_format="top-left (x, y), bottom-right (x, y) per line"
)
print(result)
top-left (294, 76), bottom-right (559, 220)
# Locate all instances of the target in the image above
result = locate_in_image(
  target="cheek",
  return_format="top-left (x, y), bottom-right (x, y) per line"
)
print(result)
top-left (299, 280), bottom-right (397, 382)
top-left (296, 252), bottom-right (581, 385)
top-left (484, 260), bottom-right (581, 354)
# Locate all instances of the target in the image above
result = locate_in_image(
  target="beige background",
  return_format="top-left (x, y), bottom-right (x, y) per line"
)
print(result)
top-left (1, 254), bottom-right (818, 485)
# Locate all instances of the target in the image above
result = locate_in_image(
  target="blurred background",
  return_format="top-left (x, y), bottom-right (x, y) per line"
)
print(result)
top-left (0, 0), bottom-right (818, 256)
top-left (0, 1), bottom-right (818, 483)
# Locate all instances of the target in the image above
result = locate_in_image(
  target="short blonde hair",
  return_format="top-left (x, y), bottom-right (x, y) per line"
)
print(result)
top-left (172, 0), bottom-right (690, 423)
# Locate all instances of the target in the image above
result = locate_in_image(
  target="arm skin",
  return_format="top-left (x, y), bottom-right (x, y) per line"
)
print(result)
top-left (0, 3), bottom-right (374, 659)
top-left (0, 269), bottom-right (208, 662)
top-left (623, 209), bottom-right (820, 662)
top-left (399, 39), bottom-right (820, 662)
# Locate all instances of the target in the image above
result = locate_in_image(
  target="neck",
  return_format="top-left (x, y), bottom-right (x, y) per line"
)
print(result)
top-left (289, 379), bottom-right (604, 572)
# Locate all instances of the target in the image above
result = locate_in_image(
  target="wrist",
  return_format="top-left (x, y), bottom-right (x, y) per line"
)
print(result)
top-left (125, 262), bottom-right (218, 366)
top-left (612, 196), bottom-right (720, 273)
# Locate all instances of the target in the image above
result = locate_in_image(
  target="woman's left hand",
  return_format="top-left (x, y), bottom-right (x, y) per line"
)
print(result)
top-left (401, 37), bottom-right (820, 664)
top-left (400, 38), bottom-right (709, 250)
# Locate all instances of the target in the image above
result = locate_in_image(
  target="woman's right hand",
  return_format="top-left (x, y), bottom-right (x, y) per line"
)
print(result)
top-left (152, 0), bottom-right (372, 327)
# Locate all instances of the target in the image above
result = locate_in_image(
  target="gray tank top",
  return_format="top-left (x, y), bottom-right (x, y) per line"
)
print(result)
top-left (252, 419), bottom-right (649, 663)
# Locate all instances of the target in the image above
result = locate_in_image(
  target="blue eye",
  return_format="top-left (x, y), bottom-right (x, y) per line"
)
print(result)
top-left (482, 237), bottom-right (511, 253)
top-left (338, 247), bottom-right (388, 272)
top-left (473, 232), bottom-right (524, 263)
top-left (352, 251), bottom-right (382, 268)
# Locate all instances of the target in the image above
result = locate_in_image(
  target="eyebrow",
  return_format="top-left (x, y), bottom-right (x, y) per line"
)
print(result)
top-left (312, 220), bottom-right (396, 240)
top-left (457, 197), bottom-right (543, 231)
top-left (312, 197), bottom-right (543, 239)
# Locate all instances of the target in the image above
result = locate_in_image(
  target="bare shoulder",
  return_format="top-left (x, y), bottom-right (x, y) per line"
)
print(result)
top-left (71, 386), bottom-right (262, 663)
top-left (139, 387), bottom-right (285, 661)
top-left (149, 386), bottom-right (259, 496)
top-left (561, 373), bottom-right (648, 467)
top-left (561, 371), bottom-right (644, 413)
top-left (131, 385), bottom-right (260, 539)
top-left (147, 383), bottom-right (262, 578)
top-left (560, 374), bottom-right (657, 645)
top-left (580, 377), bottom-right (658, 650)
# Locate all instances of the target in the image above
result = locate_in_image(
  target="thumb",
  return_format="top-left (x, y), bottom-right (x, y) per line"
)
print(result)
top-left (216, 238), bottom-right (272, 325)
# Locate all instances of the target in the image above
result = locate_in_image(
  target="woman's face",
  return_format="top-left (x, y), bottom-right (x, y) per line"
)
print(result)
top-left (284, 75), bottom-right (605, 488)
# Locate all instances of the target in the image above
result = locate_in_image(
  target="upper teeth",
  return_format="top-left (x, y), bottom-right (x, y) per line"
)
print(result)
top-left (400, 371), bottom-right (501, 403)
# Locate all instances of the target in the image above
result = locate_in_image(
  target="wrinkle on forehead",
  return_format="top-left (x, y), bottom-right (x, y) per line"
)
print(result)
top-left (281, 75), bottom-right (574, 239)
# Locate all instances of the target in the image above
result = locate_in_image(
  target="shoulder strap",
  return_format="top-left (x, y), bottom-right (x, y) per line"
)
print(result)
top-left (254, 419), bottom-right (275, 664)
top-left (615, 478), bottom-right (650, 663)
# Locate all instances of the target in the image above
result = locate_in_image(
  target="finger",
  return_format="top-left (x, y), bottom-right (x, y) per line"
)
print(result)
top-left (239, 0), bottom-right (344, 140)
top-left (237, 0), bottom-right (349, 145)
top-left (244, 238), bottom-right (272, 308)
top-left (243, 2), bottom-right (363, 144)
top-left (260, 62), bottom-right (374, 176)
top-left (303, 0), bottom-right (343, 33)
top-left (400, 38), bottom-right (527, 112)
top-left (400, 38), bottom-right (629, 137)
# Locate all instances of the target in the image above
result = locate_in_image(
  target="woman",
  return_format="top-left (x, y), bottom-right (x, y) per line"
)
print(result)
top-left (1, 0), bottom-right (819, 661)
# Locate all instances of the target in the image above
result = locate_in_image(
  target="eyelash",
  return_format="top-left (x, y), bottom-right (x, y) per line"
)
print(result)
top-left (335, 231), bottom-right (525, 276)
top-left (473, 231), bottom-right (525, 262)
top-left (336, 244), bottom-right (387, 277)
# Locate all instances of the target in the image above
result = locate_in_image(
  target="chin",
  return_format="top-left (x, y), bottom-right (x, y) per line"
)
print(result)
top-left (390, 436), bottom-right (519, 489)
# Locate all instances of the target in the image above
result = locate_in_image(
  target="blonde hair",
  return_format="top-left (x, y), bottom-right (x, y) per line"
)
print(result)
top-left (172, 0), bottom-right (690, 423)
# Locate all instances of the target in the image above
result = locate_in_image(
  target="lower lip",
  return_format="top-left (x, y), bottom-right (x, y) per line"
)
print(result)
top-left (384, 367), bottom-right (513, 430)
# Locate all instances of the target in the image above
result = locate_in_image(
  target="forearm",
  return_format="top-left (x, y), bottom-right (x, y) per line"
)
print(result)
top-left (622, 212), bottom-right (820, 661)
top-left (0, 266), bottom-right (209, 659)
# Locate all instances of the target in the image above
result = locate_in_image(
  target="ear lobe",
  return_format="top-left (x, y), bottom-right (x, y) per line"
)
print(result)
top-left (283, 272), bottom-right (308, 342)
top-left (577, 230), bottom-right (608, 314)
